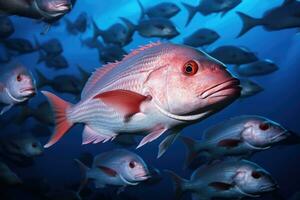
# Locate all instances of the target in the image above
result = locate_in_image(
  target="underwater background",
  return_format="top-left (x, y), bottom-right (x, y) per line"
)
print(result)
top-left (0, 0), bottom-right (300, 199)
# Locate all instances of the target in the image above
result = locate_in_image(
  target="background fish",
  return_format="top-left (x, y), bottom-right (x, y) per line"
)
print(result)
top-left (0, 63), bottom-right (36, 114)
top-left (74, 149), bottom-right (150, 193)
top-left (181, 115), bottom-right (294, 168)
top-left (167, 159), bottom-right (277, 200)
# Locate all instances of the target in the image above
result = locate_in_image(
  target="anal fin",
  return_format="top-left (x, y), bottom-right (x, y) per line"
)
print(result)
top-left (136, 126), bottom-right (167, 149)
top-left (82, 125), bottom-right (117, 145)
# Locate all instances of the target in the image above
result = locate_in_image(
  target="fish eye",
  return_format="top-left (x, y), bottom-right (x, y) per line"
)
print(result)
top-left (259, 123), bottom-right (270, 131)
top-left (183, 60), bottom-right (198, 76)
top-left (129, 161), bottom-right (136, 168)
top-left (32, 143), bottom-right (37, 148)
top-left (16, 74), bottom-right (22, 82)
top-left (251, 171), bottom-right (262, 179)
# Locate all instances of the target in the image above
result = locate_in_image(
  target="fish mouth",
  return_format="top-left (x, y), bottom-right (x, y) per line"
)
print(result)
top-left (270, 131), bottom-right (289, 142)
top-left (53, 3), bottom-right (72, 11)
top-left (135, 174), bottom-right (151, 181)
top-left (260, 184), bottom-right (278, 192)
top-left (199, 78), bottom-right (241, 99)
top-left (20, 88), bottom-right (36, 97)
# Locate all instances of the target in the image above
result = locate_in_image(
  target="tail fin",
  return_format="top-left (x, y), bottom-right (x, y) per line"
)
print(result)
top-left (180, 136), bottom-right (200, 169)
top-left (119, 17), bottom-right (136, 33)
top-left (182, 2), bottom-right (198, 26)
top-left (74, 159), bottom-right (90, 194)
top-left (41, 91), bottom-right (74, 148)
top-left (236, 12), bottom-right (261, 37)
top-left (92, 19), bottom-right (103, 39)
top-left (137, 0), bottom-right (146, 20)
top-left (165, 170), bottom-right (188, 200)
top-left (35, 69), bottom-right (50, 88)
top-left (37, 49), bottom-right (46, 64)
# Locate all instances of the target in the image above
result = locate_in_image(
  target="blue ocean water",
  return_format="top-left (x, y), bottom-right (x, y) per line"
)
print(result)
top-left (1, 0), bottom-right (300, 199)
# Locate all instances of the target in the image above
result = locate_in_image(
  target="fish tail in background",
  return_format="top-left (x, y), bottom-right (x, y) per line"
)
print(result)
top-left (33, 36), bottom-right (41, 51)
top-left (41, 91), bottom-right (74, 148)
top-left (35, 69), bottom-right (50, 88)
top-left (236, 12), bottom-right (261, 37)
top-left (37, 49), bottom-right (46, 64)
top-left (74, 159), bottom-right (90, 196)
top-left (182, 2), bottom-right (198, 27)
top-left (136, 0), bottom-right (146, 20)
top-left (165, 170), bottom-right (188, 200)
top-left (180, 136), bottom-right (200, 169)
top-left (119, 17), bottom-right (136, 35)
top-left (64, 18), bottom-right (74, 31)
top-left (92, 19), bottom-right (103, 39)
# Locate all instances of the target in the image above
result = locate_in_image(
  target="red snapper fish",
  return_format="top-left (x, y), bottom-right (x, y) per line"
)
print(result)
top-left (42, 42), bottom-right (241, 157)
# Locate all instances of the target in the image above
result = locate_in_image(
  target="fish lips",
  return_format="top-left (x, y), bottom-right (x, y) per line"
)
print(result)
top-left (198, 78), bottom-right (241, 99)
top-left (20, 87), bottom-right (36, 98)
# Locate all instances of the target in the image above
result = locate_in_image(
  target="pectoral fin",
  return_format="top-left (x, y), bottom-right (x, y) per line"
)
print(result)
top-left (0, 104), bottom-right (13, 115)
top-left (93, 89), bottom-right (150, 122)
top-left (209, 182), bottom-right (234, 191)
top-left (217, 139), bottom-right (241, 148)
top-left (98, 165), bottom-right (118, 177)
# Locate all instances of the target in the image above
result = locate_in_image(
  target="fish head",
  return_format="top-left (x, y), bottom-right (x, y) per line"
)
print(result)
top-left (145, 44), bottom-right (240, 122)
top-left (233, 162), bottom-right (277, 196)
top-left (119, 155), bottom-right (150, 184)
top-left (110, 24), bottom-right (128, 45)
top-left (240, 79), bottom-right (263, 97)
top-left (7, 65), bottom-right (36, 102)
top-left (35, 0), bottom-right (73, 17)
top-left (241, 117), bottom-right (289, 148)
top-left (22, 138), bottom-right (44, 157)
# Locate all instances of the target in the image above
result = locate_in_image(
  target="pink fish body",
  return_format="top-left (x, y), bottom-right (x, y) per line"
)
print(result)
top-left (42, 42), bottom-right (240, 157)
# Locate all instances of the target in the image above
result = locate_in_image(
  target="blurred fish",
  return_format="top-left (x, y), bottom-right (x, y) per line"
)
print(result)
top-left (38, 51), bottom-right (69, 70)
top-left (237, 0), bottom-right (300, 37)
top-left (97, 42), bottom-right (127, 64)
top-left (77, 64), bottom-right (90, 85)
top-left (183, 0), bottom-right (242, 26)
top-left (113, 134), bottom-right (137, 147)
top-left (0, 44), bottom-right (11, 63)
top-left (290, 191), bottom-right (300, 200)
top-left (2, 38), bottom-right (37, 55)
top-left (35, 37), bottom-right (63, 56)
top-left (0, 16), bottom-right (14, 40)
top-left (120, 17), bottom-right (179, 39)
top-left (167, 159), bottom-right (277, 200)
top-left (240, 79), bottom-right (263, 98)
top-left (0, 161), bottom-right (22, 186)
top-left (137, 0), bottom-right (180, 19)
top-left (46, 190), bottom-right (81, 200)
top-left (80, 36), bottom-right (102, 49)
top-left (74, 149), bottom-right (150, 193)
top-left (41, 42), bottom-right (240, 158)
top-left (209, 45), bottom-right (258, 66)
top-left (0, 133), bottom-right (44, 163)
top-left (65, 12), bottom-right (89, 35)
top-left (0, 0), bottom-right (75, 24)
top-left (234, 60), bottom-right (278, 77)
top-left (17, 101), bottom-right (54, 126)
top-left (36, 69), bottom-right (81, 95)
top-left (0, 63), bottom-right (36, 115)
top-left (183, 28), bottom-right (220, 48)
top-left (93, 20), bottom-right (133, 46)
top-left (181, 115), bottom-right (291, 168)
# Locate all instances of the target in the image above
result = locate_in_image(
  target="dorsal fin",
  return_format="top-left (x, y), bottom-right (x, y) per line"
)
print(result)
top-left (81, 62), bottom-right (119, 98)
top-left (81, 41), bottom-right (163, 98)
